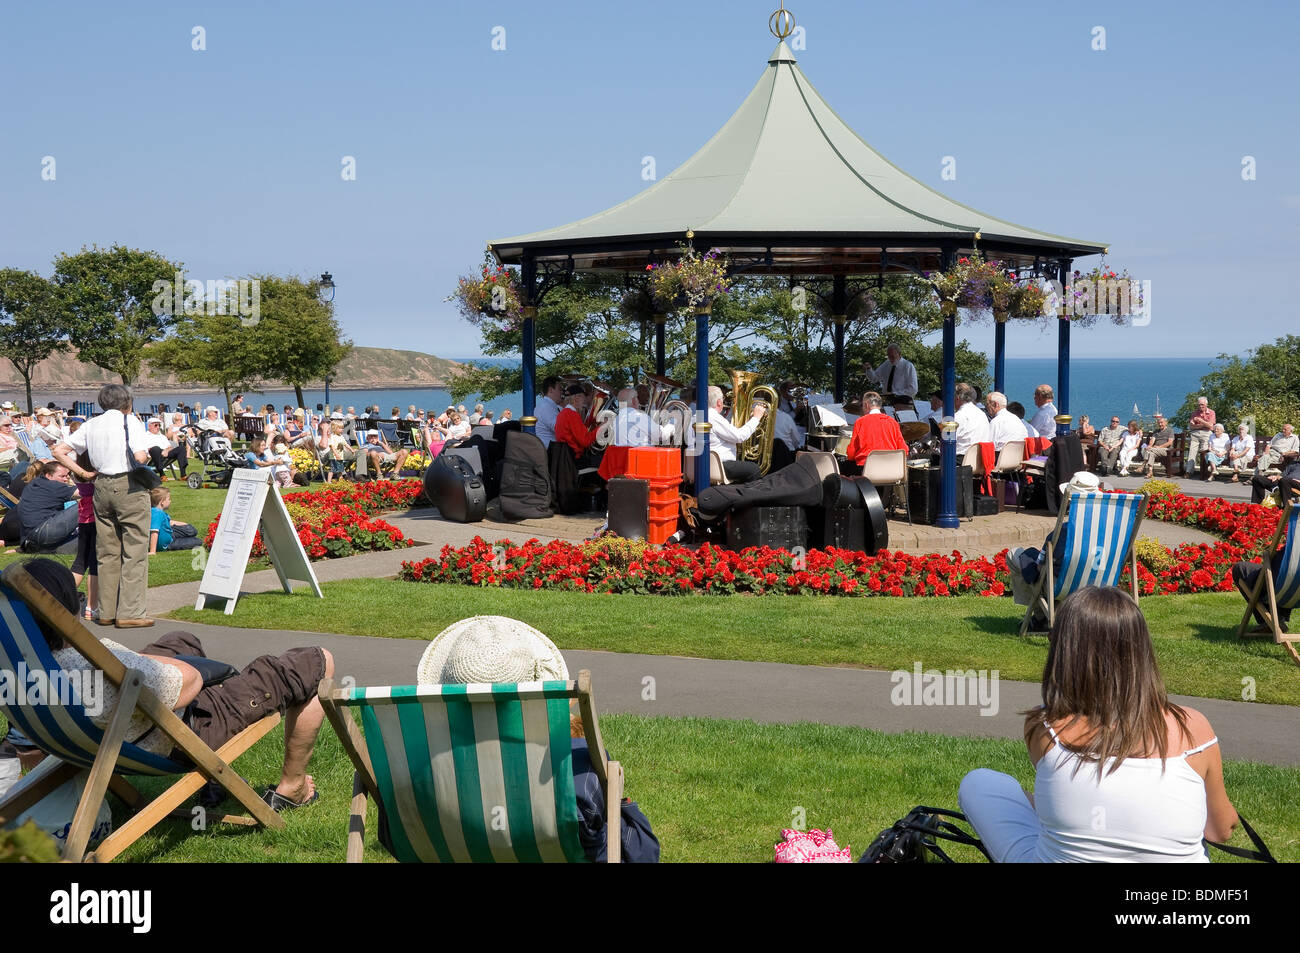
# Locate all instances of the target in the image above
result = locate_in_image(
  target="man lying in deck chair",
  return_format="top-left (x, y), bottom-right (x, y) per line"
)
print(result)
top-left (5, 559), bottom-right (335, 812)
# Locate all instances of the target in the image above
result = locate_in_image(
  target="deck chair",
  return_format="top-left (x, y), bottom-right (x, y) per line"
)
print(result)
top-left (0, 564), bottom-right (284, 861)
top-left (0, 486), bottom-right (17, 508)
top-left (1235, 501), bottom-right (1300, 667)
top-left (318, 670), bottom-right (622, 863)
top-left (1019, 491), bottom-right (1148, 636)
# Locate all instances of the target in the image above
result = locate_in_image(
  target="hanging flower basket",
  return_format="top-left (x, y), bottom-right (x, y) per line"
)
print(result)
top-left (448, 257), bottom-right (523, 328)
top-left (647, 244), bottom-right (731, 311)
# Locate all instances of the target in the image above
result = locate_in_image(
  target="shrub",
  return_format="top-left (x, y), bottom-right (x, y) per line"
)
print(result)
top-left (1140, 478), bottom-right (1180, 499)
top-left (1133, 536), bottom-right (1175, 574)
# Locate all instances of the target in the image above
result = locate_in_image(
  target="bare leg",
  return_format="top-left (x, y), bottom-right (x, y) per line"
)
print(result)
top-left (274, 649), bottom-right (333, 803)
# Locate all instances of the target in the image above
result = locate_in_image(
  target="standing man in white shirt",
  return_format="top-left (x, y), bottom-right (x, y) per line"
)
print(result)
top-left (1029, 385), bottom-right (1059, 440)
top-left (51, 383), bottom-right (154, 629)
top-left (703, 385), bottom-right (767, 483)
top-left (985, 392), bottom-right (1028, 451)
top-left (954, 382), bottom-right (991, 457)
top-left (867, 344), bottom-right (918, 400)
top-left (532, 376), bottom-right (564, 449)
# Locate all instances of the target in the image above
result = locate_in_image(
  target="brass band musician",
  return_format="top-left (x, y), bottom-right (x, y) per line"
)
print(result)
top-left (705, 385), bottom-right (767, 483)
top-left (554, 383), bottom-right (604, 469)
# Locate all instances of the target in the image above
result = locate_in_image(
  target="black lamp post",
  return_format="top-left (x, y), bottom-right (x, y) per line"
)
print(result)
top-left (325, 374), bottom-right (334, 407)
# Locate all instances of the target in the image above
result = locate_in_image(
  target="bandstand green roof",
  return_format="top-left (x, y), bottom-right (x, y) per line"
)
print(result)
top-left (492, 41), bottom-right (1106, 275)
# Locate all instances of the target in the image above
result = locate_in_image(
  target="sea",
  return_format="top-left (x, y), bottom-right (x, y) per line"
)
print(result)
top-left (19, 357), bottom-right (1213, 425)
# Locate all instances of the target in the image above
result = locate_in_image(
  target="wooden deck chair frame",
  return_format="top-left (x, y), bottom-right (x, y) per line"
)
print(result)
top-left (0, 564), bottom-right (284, 861)
top-left (0, 486), bottom-right (17, 508)
top-left (1018, 491), bottom-right (1149, 637)
top-left (318, 669), bottom-right (623, 863)
top-left (1235, 501), bottom-right (1300, 667)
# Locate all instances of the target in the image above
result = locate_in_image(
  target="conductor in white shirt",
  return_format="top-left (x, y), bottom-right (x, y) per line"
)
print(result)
top-left (867, 344), bottom-right (918, 400)
top-left (612, 386), bottom-right (674, 448)
top-left (985, 392), bottom-right (1028, 451)
top-left (954, 382), bottom-right (992, 456)
top-left (1029, 385), bottom-right (1059, 440)
top-left (532, 376), bottom-right (564, 449)
top-left (704, 385), bottom-right (766, 483)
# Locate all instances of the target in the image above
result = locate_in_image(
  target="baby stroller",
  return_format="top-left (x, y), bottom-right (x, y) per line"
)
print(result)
top-left (184, 433), bottom-right (247, 489)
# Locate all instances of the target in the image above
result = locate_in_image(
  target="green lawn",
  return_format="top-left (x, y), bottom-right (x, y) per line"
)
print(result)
top-left (102, 714), bottom-right (1300, 863)
top-left (168, 580), bottom-right (1300, 706)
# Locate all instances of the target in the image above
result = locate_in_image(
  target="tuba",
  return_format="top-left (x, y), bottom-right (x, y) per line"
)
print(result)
top-left (729, 370), bottom-right (780, 475)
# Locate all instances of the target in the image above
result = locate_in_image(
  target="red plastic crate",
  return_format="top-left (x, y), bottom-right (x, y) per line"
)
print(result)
top-left (627, 447), bottom-right (679, 480)
top-left (647, 514), bottom-right (678, 544)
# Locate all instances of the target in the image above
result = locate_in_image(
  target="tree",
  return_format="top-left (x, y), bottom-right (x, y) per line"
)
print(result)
top-left (1175, 335), bottom-right (1300, 434)
top-left (148, 307), bottom-right (265, 419)
top-left (0, 269), bottom-right (67, 413)
top-left (53, 245), bottom-right (185, 385)
top-left (451, 271), bottom-right (990, 404)
top-left (247, 275), bottom-right (352, 408)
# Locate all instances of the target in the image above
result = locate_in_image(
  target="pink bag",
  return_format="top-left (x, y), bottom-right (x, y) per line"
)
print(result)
top-left (773, 828), bottom-right (852, 863)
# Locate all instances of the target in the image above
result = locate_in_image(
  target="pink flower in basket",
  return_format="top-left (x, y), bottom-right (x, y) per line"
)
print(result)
top-left (773, 828), bottom-right (852, 863)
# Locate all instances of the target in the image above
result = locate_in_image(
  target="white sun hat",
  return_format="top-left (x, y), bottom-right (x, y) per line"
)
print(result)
top-left (417, 616), bottom-right (569, 686)
top-left (1059, 470), bottom-right (1101, 496)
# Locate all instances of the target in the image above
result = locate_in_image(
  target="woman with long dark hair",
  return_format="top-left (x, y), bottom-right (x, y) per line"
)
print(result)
top-left (959, 586), bottom-right (1239, 861)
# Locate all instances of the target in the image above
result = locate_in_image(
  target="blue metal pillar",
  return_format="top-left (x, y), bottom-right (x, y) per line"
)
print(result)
top-left (1056, 259), bottom-right (1073, 437)
top-left (694, 306), bottom-right (711, 491)
top-left (520, 255), bottom-right (537, 434)
top-left (993, 319), bottom-right (1006, 395)
top-left (832, 275), bottom-right (847, 404)
top-left (937, 247), bottom-right (959, 529)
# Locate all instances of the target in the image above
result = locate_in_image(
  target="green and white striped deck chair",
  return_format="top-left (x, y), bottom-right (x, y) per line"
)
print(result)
top-left (318, 671), bottom-right (623, 862)
top-left (1236, 501), bottom-right (1300, 667)
top-left (1020, 491), bottom-right (1149, 636)
top-left (0, 563), bottom-right (284, 862)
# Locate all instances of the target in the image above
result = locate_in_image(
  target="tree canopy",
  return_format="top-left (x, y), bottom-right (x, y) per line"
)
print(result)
top-left (53, 244), bottom-right (184, 385)
top-left (0, 268), bottom-right (66, 412)
top-left (246, 275), bottom-right (352, 408)
top-left (148, 306), bottom-right (265, 418)
top-left (449, 273), bottom-right (990, 403)
top-left (1176, 335), bottom-right (1300, 436)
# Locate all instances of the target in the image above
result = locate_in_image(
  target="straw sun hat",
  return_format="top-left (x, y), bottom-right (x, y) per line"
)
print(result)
top-left (417, 616), bottom-right (569, 686)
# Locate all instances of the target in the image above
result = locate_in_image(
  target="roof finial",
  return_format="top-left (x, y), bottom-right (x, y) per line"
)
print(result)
top-left (769, 3), bottom-right (795, 40)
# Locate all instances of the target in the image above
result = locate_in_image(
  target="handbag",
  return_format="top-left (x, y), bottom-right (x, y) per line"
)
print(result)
top-left (124, 416), bottom-right (161, 491)
top-left (858, 806), bottom-right (991, 863)
top-left (1204, 814), bottom-right (1277, 863)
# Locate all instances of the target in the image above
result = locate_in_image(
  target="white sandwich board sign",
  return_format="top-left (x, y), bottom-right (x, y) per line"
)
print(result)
top-left (195, 468), bottom-right (323, 614)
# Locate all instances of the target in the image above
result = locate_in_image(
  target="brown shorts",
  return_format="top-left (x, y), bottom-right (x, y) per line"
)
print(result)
top-left (141, 631), bottom-right (327, 752)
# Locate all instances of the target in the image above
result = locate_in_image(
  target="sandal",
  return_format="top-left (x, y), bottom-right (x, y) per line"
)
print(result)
top-left (262, 786), bottom-right (320, 812)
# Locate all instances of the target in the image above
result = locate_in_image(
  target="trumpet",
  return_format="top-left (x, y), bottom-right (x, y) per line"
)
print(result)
top-left (729, 370), bottom-right (780, 475)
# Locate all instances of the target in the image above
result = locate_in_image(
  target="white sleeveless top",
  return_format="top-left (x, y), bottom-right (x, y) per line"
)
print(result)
top-left (1034, 723), bottom-right (1216, 863)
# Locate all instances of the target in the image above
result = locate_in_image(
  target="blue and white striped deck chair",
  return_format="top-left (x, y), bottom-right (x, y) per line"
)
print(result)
top-left (0, 563), bottom-right (284, 862)
top-left (1019, 491), bottom-right (1148, 636)
top-left (318, 671), bottom-right (623, 863)
top-left (1236, 501), bottom-right (1300, 667)
top-left (0, 486), bottom-right (17, 508)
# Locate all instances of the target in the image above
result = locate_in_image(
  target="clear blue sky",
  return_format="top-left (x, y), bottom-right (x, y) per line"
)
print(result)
top-left (3, 0), bottom-right (1296, 361)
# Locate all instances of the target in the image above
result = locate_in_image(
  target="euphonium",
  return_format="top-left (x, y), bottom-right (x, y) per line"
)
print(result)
top-left (729, 369), bottom-right (780, 475)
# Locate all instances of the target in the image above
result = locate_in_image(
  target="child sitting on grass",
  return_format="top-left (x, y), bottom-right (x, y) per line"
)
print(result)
top-left (149, 486), bottom-right (202, 553)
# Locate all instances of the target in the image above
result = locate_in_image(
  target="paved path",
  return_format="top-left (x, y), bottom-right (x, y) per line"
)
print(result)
top-left (115, 614), bottom-right (1299, 767)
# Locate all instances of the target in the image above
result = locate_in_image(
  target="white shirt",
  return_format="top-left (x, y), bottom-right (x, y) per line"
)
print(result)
top-left (1121, 430), bottom-right (1145, 452)
top-left (870, 357), bottom-right (918, 397)
top-left (1230, 435), bottom-right (1255, 461)
top-left (987, 408), bottom-right (1028, 451)
top-left (1024, 420), bottom-right (1040, 439)
top-left (954, 402), bottom-right (991, 456)
top-left (1030, 401), bottom-right (1058, 440)
top-left (613, 407), bottom-right (673, 448)
top-left (1208, 433), bottom-right (1230, 455)
top-left (447, 422), bottom-right (471, 440)
top-left (1268, 433), bottom-right (1299, 456)
top-left (706, 408), bottom-right (762, 463)
top-left (533, 396), bottom-right (562, 448)
top-left (141, 428), bottom-right (171, 451)
top-left (198, 415), bottom-right (229, 432)
top-left (65, 409), bottom-right (149, 475)
top-left (773, 408), bottom-right (801, 452)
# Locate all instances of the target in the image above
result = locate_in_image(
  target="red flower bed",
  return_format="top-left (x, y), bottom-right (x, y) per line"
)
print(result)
top-left (401, 536), bottom-right (1009, 598)
top-left (205, 479), bottom-right (420, 561)
top-left (398, 492), bottom-right (1282, 599)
